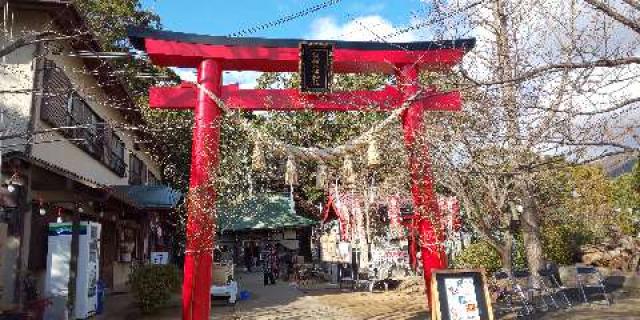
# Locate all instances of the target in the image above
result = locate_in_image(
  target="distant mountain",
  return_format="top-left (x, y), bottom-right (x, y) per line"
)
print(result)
top-left (595, 153), bottom-right (638, 177)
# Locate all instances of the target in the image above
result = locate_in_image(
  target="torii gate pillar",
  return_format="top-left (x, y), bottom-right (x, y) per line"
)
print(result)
top-left (183, 59), bottom-right (222, 319)
top-left (397, 65), bottom-right (447, 307)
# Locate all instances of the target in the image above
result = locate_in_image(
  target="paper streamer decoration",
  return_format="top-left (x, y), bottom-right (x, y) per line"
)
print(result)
top-left (285, 155), bottom-right (298, 185)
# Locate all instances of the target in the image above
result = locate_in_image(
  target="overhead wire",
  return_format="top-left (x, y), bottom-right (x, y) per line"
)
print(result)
top-left (227, 0), bottom-right (343, 37)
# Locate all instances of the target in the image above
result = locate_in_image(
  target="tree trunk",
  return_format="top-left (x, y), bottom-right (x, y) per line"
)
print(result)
top-left (520, 179), bottom-right (544, 286)
top-left (500, 231), bottom-right (514, 274)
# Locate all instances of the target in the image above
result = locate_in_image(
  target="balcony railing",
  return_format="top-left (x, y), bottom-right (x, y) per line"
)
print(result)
top-left (40, 60), bottom-right (127, 177)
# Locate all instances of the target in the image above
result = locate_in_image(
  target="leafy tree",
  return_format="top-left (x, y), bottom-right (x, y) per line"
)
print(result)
top-left (253, 72), bottom-right (408, 207)
top-left (537, 163), bottom-right (638, 264)
top-left (611, 162), bottom-right (640, 234)
top-left (74, 0), bottom-right (160, 51)
top-left (612, 163), bottom-right (640, 213)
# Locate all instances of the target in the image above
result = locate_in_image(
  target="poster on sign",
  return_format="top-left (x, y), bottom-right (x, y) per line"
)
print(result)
top-left (431, 269), bottom-right (494, 320)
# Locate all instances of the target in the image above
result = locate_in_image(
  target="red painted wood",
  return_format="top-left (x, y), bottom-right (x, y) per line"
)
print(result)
top-left (398, 64), bottom-right (446, 309)
top-left (182, 59), bottom-right (222, 320)
top-left (150, 83), bottom-right (198, 110)
top-left (150, 83), bottom-right (462, 112)
top-left (144, 38), bottom-right (466, 73)
top-left (409, 223), bottom-right (418, 271)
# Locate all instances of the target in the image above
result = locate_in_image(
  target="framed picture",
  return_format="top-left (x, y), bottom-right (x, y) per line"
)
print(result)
top-left (431, 269), bottom-right (494, 320)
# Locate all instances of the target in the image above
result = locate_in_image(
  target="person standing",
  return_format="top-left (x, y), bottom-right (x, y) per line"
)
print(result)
top-left (283, 250), bottom-right (293, 281)
top-left (244, 243), bottom-right (253, 272)
top-left (251, 243), bottom-right (258, 270)
top-left (262, 245), bottom-right (278, 286)
top-left (272, 246), bottom-right (281, 279)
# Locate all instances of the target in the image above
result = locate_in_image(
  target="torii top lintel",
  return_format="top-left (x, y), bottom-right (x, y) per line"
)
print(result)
top-left (129, 27), bottom-right (475, 74)
top-left (129, 28), bottom-right (475, 112)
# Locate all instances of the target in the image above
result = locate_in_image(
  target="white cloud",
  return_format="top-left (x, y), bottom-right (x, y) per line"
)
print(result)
top-left (171, 68), bottom-right (261, 89)
top-left (223, 71), bottom-right (261, 89)
top-left (307, 15), bottom-right (418, 42)
top-left (171, 67), bottom-right (196, 82)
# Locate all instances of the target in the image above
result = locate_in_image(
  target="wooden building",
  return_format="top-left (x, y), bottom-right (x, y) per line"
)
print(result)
top-left (0, 0), bottom-right (180, 312)
top-left (216, 193), bottom-right (317, 267)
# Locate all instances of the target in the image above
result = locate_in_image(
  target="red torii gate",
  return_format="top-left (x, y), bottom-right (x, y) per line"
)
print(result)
top-left (129, 28), bottom-right (474, 320)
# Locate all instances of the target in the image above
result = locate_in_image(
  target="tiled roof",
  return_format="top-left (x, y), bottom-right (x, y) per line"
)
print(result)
top-left (217, 193), bottom-right (317, 232)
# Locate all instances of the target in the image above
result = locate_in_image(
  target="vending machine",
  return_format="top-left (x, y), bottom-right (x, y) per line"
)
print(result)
top-left (45, 221), bottom-right (101, 319)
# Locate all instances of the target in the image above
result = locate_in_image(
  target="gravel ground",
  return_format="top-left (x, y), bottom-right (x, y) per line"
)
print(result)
top-left (98, 272), bottom-right (640, 320)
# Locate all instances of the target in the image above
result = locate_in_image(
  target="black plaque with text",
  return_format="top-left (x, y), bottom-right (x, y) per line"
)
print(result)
top-left (299, 42), bottom-right (333, 93)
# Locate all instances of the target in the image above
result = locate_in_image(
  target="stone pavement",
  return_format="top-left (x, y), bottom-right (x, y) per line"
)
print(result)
top-left (97, 271), bottom-right (640, 319)
top-left (97, 272), bottom-right (428, 320)
top-left (536, 288), bottom-right (640, 320)
top-left (213, 272), bottom-right (427, 320)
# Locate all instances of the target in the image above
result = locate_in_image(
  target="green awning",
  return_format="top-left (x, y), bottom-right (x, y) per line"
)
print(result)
top-left (109, 185), bottom-right (182, 209)
top-left (217, 193), bottom-right (317, 232)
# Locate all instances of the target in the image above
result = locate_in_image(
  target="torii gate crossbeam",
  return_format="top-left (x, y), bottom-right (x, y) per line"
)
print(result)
top-left (129, 27), bottom-right (474, 320)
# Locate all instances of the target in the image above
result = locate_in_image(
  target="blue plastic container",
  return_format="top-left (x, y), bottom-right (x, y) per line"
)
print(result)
top-left (239, 290), bottom-right (250, 301)
top-left (96, 280), bottom-right (105, 314)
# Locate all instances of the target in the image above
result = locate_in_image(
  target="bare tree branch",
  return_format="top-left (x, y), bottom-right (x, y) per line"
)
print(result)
top-left (467, 57), bottom-right (640, 86)
top-left (584, 0), bottom-right (640, 34)
top-left (0, 31), bottom-right (76, 58)
top-left (575, 97), bottom-right (640, 115)
top-left (545, 140), bottom-right (637, 152)
top-left (525, 96), bottom-right (640, 116)
top-left (576, 149), bottom-right (638, 163)
top-left (622, 0), bottom-right (640, 11)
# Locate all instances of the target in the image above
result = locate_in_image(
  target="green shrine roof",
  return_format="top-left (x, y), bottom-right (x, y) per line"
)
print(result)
top-left (217, 193), bottom-right (317, 232)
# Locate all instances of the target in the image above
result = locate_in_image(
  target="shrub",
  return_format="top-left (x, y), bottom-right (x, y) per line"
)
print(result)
top-left (453, 241), bottom-right (503, 273)
top-left (512, 233), bottom-right (528, 270)
top-left (542, 222), bottom-right (593, 265)
top-left (542, 224), bottom-right (574, 265)
top-left (614, 208), bottom-right (637, 236)
top-left (128, 264), bottom-right (180, 313)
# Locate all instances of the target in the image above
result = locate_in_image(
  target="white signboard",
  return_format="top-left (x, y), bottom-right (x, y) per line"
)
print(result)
top-left (283, 229), bottom-right (297, 240)
top-left (151, 252), bottom-right (169, 265)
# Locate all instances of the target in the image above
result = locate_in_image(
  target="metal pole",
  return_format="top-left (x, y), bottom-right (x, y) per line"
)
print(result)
top-left (397, 64), bottom-right (446, 309)
top-left (182, 59), bottom-right (222, 320)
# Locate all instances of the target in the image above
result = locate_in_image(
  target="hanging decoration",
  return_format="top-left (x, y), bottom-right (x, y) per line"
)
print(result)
top-left (284, 155), bottom-right (298, 186)
top-left (342, 155), bottom-right (356, 186)
top-left (251, 138), bottom-right (266, 171)
top-left (194, 80), bottom-right (420, 163)
top-left (367, 137), bottom-right (381, 166)
top-left (316, 161), bottom-right (328, 188)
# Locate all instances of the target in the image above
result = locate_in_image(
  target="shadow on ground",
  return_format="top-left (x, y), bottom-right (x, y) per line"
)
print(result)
top-left (98, 272), bottom-right (640, 319)
top-left (494, 275), bottom-right (640, 320)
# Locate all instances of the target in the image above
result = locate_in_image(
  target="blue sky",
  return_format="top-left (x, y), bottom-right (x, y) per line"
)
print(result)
top-left (142, 0), bottom-right (427, 39)
top-left (141, 0), bottom-right (433, 86)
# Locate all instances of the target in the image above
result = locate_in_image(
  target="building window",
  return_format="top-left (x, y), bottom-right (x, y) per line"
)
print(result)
top-left (103, 130), bottom-right (126, 177)
top-left (129, 154), bottom-right (146, 185)
top-left (147, 171), bottom-right (159, 185)
top-left (67, 93), bottom-right (104, 159)
top-left (40, 60), bottom-right (73, 130)
top-left (40, 60), bottom-right (126, 176)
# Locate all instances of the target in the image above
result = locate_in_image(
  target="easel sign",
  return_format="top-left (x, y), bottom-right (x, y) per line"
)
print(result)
top-left (431, 269), bottom-right (494, 320)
